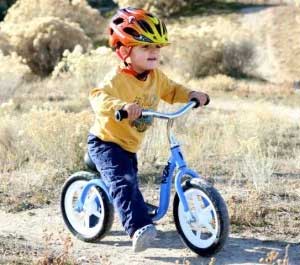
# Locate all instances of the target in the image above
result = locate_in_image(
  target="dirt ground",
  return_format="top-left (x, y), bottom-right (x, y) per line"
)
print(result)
top-left (0, 193), bottom-right (300, 265)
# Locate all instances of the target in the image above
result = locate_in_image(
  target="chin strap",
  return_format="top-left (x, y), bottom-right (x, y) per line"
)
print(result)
top-left (120, 68), bottom-right (150, 81)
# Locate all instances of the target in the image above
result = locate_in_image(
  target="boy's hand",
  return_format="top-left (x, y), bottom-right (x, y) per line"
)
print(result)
top-left (188, 91), bottom-right (210, 106)
top-left (123, 103), bottom-right (142, 121)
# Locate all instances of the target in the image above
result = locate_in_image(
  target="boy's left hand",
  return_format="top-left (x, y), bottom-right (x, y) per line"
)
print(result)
top-left (188, 91), bottom-right (210, 106)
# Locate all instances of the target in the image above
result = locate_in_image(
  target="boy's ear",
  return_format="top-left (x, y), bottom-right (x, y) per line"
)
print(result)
top-left (118, 46), bottom-right (131, 58)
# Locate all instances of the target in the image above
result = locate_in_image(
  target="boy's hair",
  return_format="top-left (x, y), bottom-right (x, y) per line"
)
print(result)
top-left (109, 7), bottom-right (169, 48)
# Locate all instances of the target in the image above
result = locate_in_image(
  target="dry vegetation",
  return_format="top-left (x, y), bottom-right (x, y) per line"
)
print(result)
top-left (0, 1), bottom-right (300, 263)
top-left (3, 0), bottom-right (106, 42)
top-left (115, 0), bottom-right (198, 17)
top-left (3, 17), bottom-right (92, 76)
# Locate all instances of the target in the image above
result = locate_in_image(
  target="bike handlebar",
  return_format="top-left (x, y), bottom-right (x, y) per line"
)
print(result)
top-left (115, 98), bottom-right (200, 122)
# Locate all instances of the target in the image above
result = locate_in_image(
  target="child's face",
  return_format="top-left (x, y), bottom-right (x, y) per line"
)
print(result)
top-left (128, 45), bottom-right (161, 73)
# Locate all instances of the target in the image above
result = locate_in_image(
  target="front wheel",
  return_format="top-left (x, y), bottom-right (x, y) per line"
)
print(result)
top-left (173, 179), bottom-right (229, 257)
top-left (60, 171), bottom-right (114, 242)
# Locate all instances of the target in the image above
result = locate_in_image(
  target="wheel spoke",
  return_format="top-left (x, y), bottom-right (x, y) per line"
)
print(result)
top-left (202, 204), bottom-right (213, 214)
top-left (192, 194), bottom-right (202, 212)
top-left (91, 210), bottom-right (101, 218)
top-left (205, 223), bottom-right (216, 236)
top-left (84, 214), bottom-right (90, 228)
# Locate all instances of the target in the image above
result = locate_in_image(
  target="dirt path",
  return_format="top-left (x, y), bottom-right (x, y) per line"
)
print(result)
top-left (0, 201), bottom-right (299, 265)
top-left (240, 5), bottom-right (300, 83)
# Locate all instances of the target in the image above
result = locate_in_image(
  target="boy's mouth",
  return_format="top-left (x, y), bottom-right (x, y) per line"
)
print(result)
top-left (147, 58), bottom-right (157, 61)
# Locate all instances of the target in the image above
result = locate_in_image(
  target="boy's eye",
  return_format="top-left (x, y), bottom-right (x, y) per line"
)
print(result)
top-left (141, 44), bottom-right (161, 50)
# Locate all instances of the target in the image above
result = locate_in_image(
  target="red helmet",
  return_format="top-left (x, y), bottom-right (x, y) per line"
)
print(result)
top-left (109, 7), bottom-right (170, 48)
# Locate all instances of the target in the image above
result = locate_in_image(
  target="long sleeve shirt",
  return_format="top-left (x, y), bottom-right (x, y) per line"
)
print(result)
top-left (89, 68), bottom-right (191, 153)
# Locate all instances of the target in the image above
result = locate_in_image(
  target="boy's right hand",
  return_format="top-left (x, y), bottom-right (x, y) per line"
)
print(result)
top-left (123, 103), bottom-right (142, 121)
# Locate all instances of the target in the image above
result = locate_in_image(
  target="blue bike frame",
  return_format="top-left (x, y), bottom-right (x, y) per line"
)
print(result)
top-left (76, 101), bottom-right (201, 223)
top-left (151, 142), bottom-right (200, 222)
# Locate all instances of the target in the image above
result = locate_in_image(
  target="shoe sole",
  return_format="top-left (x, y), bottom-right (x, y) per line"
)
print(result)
top-left (133, 227), bottom-right (157, 253)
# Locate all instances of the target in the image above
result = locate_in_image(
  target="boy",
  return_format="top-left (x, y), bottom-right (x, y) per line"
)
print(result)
top-left (88, 7), bottom-right (209, 252)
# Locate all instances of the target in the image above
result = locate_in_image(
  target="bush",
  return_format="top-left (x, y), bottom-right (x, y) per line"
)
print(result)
top-left (3, 0), bottom-right (106, 42)
top-left (0, 52), bottom-right (32, 103)
top-left (162, 30), bottom-right (224, 78)
top-left (0, 108), bottom-right (92, 174)
top-left (0, 31), bottom-right (12, 55)
top-left (3, 17), bottom-right (92, 76)
top-left (223, 40), bottom-right (257, 78)
top-left (53, 46), bottom-right (118, 88)
top-left (0, 107), bottom-right (93, 211)
top-left (115, 0), bottom-right (197, 17)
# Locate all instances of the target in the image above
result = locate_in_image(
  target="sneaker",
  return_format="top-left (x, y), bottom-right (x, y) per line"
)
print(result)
top-left (132, 224), bottom-right (157, 253)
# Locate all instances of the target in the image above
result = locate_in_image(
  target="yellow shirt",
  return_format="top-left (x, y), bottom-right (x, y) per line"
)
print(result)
top-left (89, 68), bottom-right (191, 153)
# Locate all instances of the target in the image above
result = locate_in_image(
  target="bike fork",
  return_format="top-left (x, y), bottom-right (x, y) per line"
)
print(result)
top-left (175, 168), bottom-right (200, 224)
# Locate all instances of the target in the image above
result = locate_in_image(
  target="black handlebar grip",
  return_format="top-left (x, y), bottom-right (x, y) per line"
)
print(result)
top-left (190, 98), bottom-right (200, 108)
top-left (190, 94), bottom-right (210, 108)
top-left (115, 109), bottom-right (128, 121)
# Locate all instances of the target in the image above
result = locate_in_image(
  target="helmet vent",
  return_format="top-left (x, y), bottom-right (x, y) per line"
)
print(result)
top-left (124, 27), bottom-right (139, 37)
top-left (145, 12), bottom-right (154, 18)
top-left (155, 23), bottom-right (162, 36)
top-left (138, 20), bottom-right (154, 34)
top-left (162, 22), bottom-right (167, 34)
top-left (113, 17), bottom-right (124, 25)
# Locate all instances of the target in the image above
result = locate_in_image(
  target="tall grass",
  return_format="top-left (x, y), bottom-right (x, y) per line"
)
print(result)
top-left (140, 100), bottom-right (299, 192)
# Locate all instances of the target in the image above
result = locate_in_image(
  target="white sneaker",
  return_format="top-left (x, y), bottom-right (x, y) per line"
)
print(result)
top-left (132, 224), bottom-right (157, 253)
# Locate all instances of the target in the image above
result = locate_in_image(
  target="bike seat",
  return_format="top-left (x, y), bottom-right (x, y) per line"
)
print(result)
top-left (84, 152), bottom-right (97, 172)
top-left (145, 202), bottom-right (158, 218)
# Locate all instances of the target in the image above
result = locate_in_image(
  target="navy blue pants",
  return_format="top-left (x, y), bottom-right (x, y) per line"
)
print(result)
top-left (87, 133), bottom-right (152, 237)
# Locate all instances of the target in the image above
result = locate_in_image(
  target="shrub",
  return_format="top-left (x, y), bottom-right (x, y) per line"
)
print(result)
top-left (0, 52), bottom-right (32, 104)
top-left (0, 31), bottom-right (12, 54)
top-left (162, 31), bottom-right (224, 78)
top-left (223, 40), bottom-right (257, 78)
top-left (3, 0), bottom-right (106, 42)
top-left (0, 107), bottom-right (92, 174)
top-left (3, 17), bottom-right (92, 76)
top-left (0, 107), bottom-right (93, 211)
top-left (53, 46), bottom-right (118, 88)
top-left (115, 0), bottom-right (197, 17)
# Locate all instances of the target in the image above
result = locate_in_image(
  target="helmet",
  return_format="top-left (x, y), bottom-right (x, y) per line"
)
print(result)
top-left (109, 7), bottom-right (169, 48)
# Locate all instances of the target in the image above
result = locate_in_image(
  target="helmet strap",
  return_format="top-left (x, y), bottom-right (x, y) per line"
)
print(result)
top-left (116, 46), bottom-right (133, 64)
top-left (121, 68), bottom-right (150, 81)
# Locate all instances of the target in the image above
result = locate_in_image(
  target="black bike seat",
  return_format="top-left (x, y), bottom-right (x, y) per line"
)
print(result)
top-left (84, 152), bottom-right (97, 172)
top-left (145, 202), bottom-right (158, 218)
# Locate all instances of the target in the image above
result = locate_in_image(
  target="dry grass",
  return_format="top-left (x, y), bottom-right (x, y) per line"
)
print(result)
top-left (3, 0), bottom-right (106, 42)
top-left (0, 107), bottom-right (92, 212)
top-left (2, 17), bottom-right (92, 76)
top-left (35, 231), bottom-right (78, 265)
top-left (53, 46), bottom-right (118, 89)
top-left (259, 244), bottom-right (290, 265)
top-left (240, 6), bottom-right (300, 83)
top-left (266, 7), bottom-right (300, 82)
top-left (0, 52), bottom-right (33, 104)
top-left (162, 14), bottom-right (264, 81)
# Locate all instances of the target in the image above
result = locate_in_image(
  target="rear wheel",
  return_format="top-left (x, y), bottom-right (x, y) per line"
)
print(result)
top-left (60, 172), bottom-right (114, 242)
top-left (173, 179), bottom-right (229, 257)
